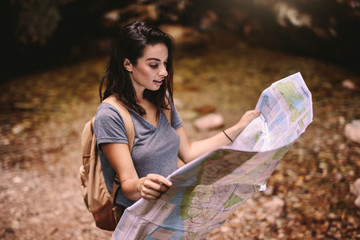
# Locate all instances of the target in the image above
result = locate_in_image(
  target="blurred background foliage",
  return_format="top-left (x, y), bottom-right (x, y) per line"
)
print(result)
top-left (4, 0), bottom-right (360, 81)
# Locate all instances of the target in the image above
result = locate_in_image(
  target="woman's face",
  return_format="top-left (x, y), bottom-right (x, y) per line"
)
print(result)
top-left (128, 43), bottom-right (168, 95)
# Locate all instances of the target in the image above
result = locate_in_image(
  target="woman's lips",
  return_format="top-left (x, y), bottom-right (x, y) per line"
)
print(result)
top-left (153, 79), bottom-right (163, 85)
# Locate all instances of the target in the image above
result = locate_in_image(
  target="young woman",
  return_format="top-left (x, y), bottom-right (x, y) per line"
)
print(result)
top-left (94, 21), bottom-right (260, 209)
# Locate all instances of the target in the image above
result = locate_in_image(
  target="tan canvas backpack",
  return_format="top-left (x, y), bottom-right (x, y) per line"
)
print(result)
top-left (80, 95), bottom-right (173, 231)
top-left (79, 95), bottom-right (135, 231)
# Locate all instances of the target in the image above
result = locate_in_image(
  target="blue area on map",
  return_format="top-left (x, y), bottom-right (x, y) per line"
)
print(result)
top-left (292, 98), bottom-right (305, 112)
top-left (260, 95), bottom-right (269, 110)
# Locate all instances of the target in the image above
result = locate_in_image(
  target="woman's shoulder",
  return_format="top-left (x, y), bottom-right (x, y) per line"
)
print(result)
top-left (96, 102), bottom-right (118, 115)
top-left (95, 102), bottom-right (126, 123)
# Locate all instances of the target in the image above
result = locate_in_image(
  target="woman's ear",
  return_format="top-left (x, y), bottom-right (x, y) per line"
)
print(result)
top-left (123, 58), bottom-right (133, 73)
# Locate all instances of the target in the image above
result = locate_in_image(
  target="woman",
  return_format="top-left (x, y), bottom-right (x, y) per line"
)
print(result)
top-left (94, 21), bottom-right (260, 209)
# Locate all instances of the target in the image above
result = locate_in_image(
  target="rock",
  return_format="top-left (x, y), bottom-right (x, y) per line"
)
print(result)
top-left (12, 123), bottom-right (26, 134)
top-left (13, 102), bottom-right (36, 110)
top-left (328, 212), bottom-right (337, 219)
top-left (342, 79), bottom-right (356, 90)
top-left (200, 10), bottom-right (218, 30)
top-left (12, 176), bottom-right (23, 184)
top-left (344, 120), bottom-right (360, 143)
top-left (355, 197), bottom-right (360, 208)
top-left (0, 136), bottom-right (10, 146)
top-left (263, 197), bottom-right (285, 213)
top-left (103, 4), bottom-right (159, 27)
top-left (266, 215), bottom-right (276, 224)
top-left (103, 10), bottom-right (120, 22)
top-left (350, 178), bottom-right (360, 196)
top-left (338, 116), bottom-right (346, 126)
top-left (274, 2), bottom-right (312, 28)
top-left (11, 220), bottom-right (20, 230)
top-left (335, 173), bottom-right (343, 181)
top-left (160, 24), bottom-right (205, 46)
top-left (193, 113), bottom-right (224, 131)
top-left (263, 186), bottom-right (274, 196)
top-left (314, 211), bottom-right (324, 221)
top-left (220, 226), bottom-right (232, 234)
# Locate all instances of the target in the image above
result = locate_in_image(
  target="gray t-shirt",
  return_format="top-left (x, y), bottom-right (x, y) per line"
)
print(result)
top-left (94, 101), bottom-right (183, 207)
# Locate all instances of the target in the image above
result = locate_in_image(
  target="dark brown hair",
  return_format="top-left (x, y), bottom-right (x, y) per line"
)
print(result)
top-left (99, 21), bottom-right (175, 115)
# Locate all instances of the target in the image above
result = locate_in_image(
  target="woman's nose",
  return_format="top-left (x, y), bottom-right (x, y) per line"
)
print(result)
top-left (159, 65), bottom-right (168, 77)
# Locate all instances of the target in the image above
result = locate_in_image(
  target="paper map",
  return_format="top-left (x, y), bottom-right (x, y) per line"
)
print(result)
top-left (113, 72), bottom-right (313, 239)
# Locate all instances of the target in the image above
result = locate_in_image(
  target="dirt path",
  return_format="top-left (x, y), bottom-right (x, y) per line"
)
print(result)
top-left (1, 37), bottom-right (360, 239)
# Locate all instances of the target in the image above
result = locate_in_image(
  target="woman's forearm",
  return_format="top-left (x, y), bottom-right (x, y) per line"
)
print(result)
top-left (178, 110), bottom-right (260, 163)
top-left (179, 125), bottom-right (243, 163)
top-left (121, 178), bottom-right (142, 201)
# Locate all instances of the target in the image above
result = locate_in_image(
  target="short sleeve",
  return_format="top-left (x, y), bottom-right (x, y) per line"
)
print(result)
top-left (94, 103), bottom-right (129, 146)
top-left (170, 101), bottom-right (183, 130)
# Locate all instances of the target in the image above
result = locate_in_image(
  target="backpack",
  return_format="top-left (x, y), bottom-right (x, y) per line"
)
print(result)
top-left (79, 95), bottom-right (173, 231)
top-left (79, 95), bottom-right (135, 231)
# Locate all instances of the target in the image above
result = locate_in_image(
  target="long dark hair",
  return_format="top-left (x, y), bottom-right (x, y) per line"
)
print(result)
top-left (99, 21), bottom-right (175, 115)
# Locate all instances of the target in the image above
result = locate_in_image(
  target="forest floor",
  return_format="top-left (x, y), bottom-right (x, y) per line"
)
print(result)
top-left (1, 34), bottom-right (360, 239)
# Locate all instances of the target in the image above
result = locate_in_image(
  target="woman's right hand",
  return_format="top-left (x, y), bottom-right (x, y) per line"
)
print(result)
top-left (137, 174), bottom-right (172, 200)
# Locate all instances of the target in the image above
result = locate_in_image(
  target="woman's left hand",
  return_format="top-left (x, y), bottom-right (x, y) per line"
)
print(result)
top-left (235, 109), bottom-right (261, 132)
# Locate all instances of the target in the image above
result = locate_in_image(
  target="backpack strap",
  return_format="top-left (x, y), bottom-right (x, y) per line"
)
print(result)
top-left (103, 95), bottom-right (135, 151)
top-left (89, 96), bottom-right (135, 151)
top-left (100, 95), bottom-right (135, 207)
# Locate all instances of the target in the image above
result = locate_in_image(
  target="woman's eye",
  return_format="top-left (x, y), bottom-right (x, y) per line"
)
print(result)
top-left (150, 64), bottom-right (158, 69)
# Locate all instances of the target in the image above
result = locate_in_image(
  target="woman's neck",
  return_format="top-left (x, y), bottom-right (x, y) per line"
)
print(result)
top-left (135, 88), bottom-right (145, 103)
